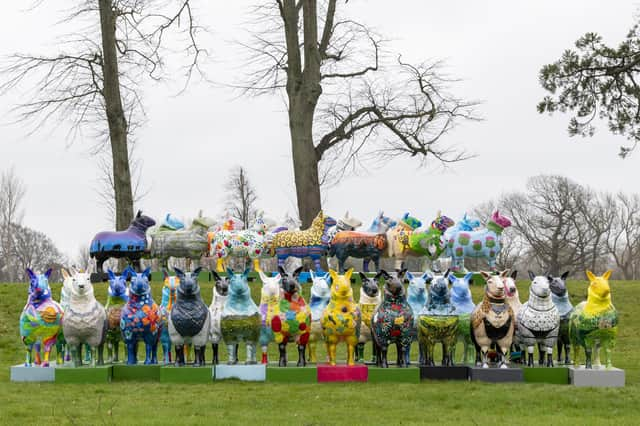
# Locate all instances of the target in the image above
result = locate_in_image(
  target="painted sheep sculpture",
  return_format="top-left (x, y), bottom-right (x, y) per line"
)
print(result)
top-left (159, 270), bottom-right (179, 365)
top-left (62, 271), bottom-right (108, 367)
top-left (449, 272), bottom-right (476, 365)
top-left (90, 211), bottom-right (156, 272)
top-left (371, 270), bottom-right (413, 368)
top-left (516, 272), bottom-right (560, 367)
top-left (20, 269), bottom-right (63, 367)
top-left (406, 271), bottom-right (431, 365)
top-left (471, 271), bottom-right (515, 368)
top-left (550, 271), bottom-right (573, 364)
top-left (569, 270), bottom-right (618, 369)
top-left (444, 211), bottom-right (511, 273)
top-left (418, 271), bottom-right (459, 366)
top-left (258, 271), bottom-right (282, 365)
top-left (220, 268), bottom-right (261, 364)
top-left (357, 272), bottom-right (383, 363)
top-left (120, 268), bottom-right (161, 365)
top-left (503, 270), bottom-right (524, 362)
top-left (105, 269), bottom-right (129, 363)
top-left (307, 271), bottom-right (331, 363)
top-left (271, 266), bottom-right (311, 367)
top-left (322, 269), bottom-right (361, 366)
top-left (270, 211), bottom-right (337, 272)
top-left (169, 267), bottom-right (210, 366)
top-left (209, 271), bottom-right (230, 365)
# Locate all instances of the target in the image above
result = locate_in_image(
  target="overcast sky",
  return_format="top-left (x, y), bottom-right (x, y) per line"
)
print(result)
top-left (1, 1), bottom-right (639, 260)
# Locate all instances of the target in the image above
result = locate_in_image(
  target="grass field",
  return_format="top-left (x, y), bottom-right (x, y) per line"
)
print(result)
top-left (1, 277), bottom-right (639, 425)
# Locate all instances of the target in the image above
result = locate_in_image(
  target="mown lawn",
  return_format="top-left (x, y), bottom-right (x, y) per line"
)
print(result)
top-left (1, 278), bottom-right (639, 425)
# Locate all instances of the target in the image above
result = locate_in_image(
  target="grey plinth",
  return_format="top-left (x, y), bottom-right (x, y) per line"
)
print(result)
top-left (469, 367), bottom-right (524, 383)
top-left (214, 364), bottom-right (266, 381)
top-left (569, 366), bottom-right (625, 387)
top-left (11, 364), bottom-right (56, 382)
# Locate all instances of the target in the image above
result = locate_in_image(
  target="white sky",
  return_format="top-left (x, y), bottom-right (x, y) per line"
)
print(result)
top-left (1, 1), bottom-right (639, 259)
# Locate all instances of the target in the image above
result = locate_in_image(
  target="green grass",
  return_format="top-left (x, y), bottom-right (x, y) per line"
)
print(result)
top-left (1, 279), bottom-right (639, 425)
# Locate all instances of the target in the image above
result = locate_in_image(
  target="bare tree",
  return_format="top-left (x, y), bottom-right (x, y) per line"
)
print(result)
top-left (0, 168), bottom-right (27, 281)
top-left (606, 193), bottom-right (640, 279)
top-left (3, 224), bottom-right (66, 282)
top-left (499, 175), bottom-right (605, 276)
top-left (239, 1), bottom-right (479, 227)
top-left (1, 0), bottom-right (205, 231)
top-left (223, 166), bottom-right (259, 230)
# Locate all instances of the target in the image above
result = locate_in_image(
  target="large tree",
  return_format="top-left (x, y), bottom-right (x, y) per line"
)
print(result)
top-left (538, 18), bottom-right (640, 158)
top-left (241, 0), bottom-right (479, 226)
top-left (499, 175), bottom-right (610, 276)
top-left (1, 1), bottom-right (204, 230)
top-left (223, 166), bottom-right (259, 230)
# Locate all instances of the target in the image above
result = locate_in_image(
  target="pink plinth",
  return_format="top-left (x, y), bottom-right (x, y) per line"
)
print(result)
top-left (317, 364), bottom-right (368, 383)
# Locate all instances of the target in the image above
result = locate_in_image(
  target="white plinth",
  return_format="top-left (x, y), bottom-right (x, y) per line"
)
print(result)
top-left (569, 365), bottom-right (625, 387)
top-left (214, 364), bottom-right (266, 381)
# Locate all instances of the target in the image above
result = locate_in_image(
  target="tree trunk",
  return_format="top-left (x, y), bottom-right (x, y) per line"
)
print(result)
top-left (99, 0), bottom-right (134, 231)
top-left (289, 101), bottom-right (322, 228)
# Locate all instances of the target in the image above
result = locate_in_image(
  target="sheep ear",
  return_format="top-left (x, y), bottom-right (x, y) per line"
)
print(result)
top-left (293, 266), bottom-right (304, 278)
top-left (107, 269), bottom-right (116, 281)
top-left (211, 271), bottom-right (221, 282)
top-left (258, 271), bottom-right (269, 284)
top-left (242, 268), bottom-right (251, 278)
top-left (528, 271), bottom-right (536, 281)
top-left (359, 272), bottom-right (368, 282)
top-left (273, 273), bottom-right (281, 282)
top-left (142, 267), bottom-right (151, 279)
top-left (26, 268), bottom-right (36, 281)
top-left (329, 269), bottom-right (339, 283)
top-left (511, 270), bottom-right (518, 280)
top-left (585, 270), bottom-right (596, 282)
top-left (448, 273), bottom-right (456, 284)
top-left (344, 268), bottom-right (354, 282)
top-left (464, 272), bottom-right (474, 283)
top-left (44, 268), bottom-right (53, 279)
top-left (560, 271), bottom-right (570, 281)
top-left (406, 271), bottom-right (414, 281)
top-left (122, 266), bottom-right (134, 280)
top-left (499, 269), bottom-right (509, 278)
top-left (174, 267), bottom-right (185, 280)
top-left (226, 267), bottom-right (234, 277)
top-left (480, 271), bottom-right (492, 281)
top-left (278, 266), bottom-right (287, 277)
top-left (61, 268), bottom-right (71, 280)
top-left (192, 267), bottom-right (203, 278)
top-left (602, 270), bottom-right (612, 280)
top-left (378, 270), bottom-right (392, 281)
